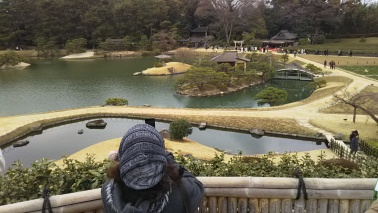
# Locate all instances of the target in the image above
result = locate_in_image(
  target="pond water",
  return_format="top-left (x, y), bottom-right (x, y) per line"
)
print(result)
top-left (0, 57), bottom-right (320, 171)
top-left (1, 118), bottom-right (326, 170)
top-left (0, 57), bottom-right (314, 116)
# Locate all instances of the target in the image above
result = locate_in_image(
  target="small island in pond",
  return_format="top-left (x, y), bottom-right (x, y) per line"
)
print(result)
top-left (142, 62), bottom-right (191, 76)
top-left (175, 51), bottom-right (276, 97)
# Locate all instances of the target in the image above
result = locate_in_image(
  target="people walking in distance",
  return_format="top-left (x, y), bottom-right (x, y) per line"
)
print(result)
top-left (332, 61), bottom-right (336, 69)
top-left (324, 49), bottom-right (327, 56)
top-left (349, 49), bottom-right (353, 57)
top-left (338, 49), bottom-right (341, 56)
top-left (329, 61), bottom-right (332, 69)
top-left (324, 60), bottom-right (327, 68)
top-left (101, 124), bottom-right (204, 213)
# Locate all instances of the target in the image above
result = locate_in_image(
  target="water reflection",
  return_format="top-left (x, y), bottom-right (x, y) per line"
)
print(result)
top-left (0, 57), bottom-right (314, 116)
top-left (1, 118), bottom-right (326, 170)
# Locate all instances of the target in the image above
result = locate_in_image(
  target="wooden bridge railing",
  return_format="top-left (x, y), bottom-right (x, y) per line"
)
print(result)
top-left (0, 177), bottom-right (375, 213)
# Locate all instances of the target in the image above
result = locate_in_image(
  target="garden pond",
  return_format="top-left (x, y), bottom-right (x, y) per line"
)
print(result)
top-left (1, 118), bottom-right (326, 170)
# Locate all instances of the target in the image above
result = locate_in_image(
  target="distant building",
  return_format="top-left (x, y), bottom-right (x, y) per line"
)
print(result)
top-left (190, 26), bottom-right (210, 47)
top-left (262, 30), bottom-right (298, 48)
top-left (178, 26), bottom-right (211, 48)
top-left (190, 27), bottom-right (208, 38)
top-left (210, 51), bottom-right (250, 71)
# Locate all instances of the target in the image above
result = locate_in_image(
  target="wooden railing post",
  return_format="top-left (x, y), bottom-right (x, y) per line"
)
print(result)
top-left (0, 177), bottom-right (376, 213)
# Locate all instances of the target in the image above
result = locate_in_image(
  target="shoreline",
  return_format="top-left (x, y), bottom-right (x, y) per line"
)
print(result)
top-left (142, 62), bottom-right (191, 76)
top-left (53, 136), bottom-right (336, 166)
top-left (0, 62), bottom-right (31, 70)
top-left (177, 80), bottom-right (265, 97)
top-left (1, 48), bottom-right (377, 167)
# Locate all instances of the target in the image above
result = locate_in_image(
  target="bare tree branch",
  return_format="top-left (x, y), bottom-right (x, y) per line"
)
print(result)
top-left (333, 87), bottom-right (378, 124)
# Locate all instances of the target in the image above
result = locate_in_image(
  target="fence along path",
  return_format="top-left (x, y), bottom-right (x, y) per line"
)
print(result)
top-left (0, 177), bottom-right (375, 213)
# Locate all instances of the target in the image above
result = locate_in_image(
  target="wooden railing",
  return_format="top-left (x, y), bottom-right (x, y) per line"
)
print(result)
top-left (0, 177), bottom-right (376, 213)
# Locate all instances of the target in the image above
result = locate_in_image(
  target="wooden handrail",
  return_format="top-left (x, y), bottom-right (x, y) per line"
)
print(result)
top-left (0, 177), bottom-right (375, 213)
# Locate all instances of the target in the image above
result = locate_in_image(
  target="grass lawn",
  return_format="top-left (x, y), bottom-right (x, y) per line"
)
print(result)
top-left (142, 62), bottom-right (191, 75)
top-left (309, 118), bottom-right (378, 142)
top-left (295, 37), bottom-right (378, 55)
top-left (313, 85), bottom-right (378, 142)
top-left (339, 66), bottom-right (378, 79)
top-left (320, 85), bottom-right (378, 114)
top-left (299, 54), bottom-right (378, 67)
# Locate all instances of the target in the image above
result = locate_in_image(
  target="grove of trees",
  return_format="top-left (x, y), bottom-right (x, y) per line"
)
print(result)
top-left (176, 59), bottom-right (266, 94)
top-left (1, 0), bottom-right (378, 51)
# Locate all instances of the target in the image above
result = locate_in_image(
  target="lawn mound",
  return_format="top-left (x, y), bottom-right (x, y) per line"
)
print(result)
top-left (142, 62), bottom-right (191, 75)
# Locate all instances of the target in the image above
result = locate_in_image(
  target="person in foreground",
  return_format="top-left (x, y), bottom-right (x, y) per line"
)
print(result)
top-left (101, 124), bottom-right (204, 213)
top-left (366, 199), bottom-right (378, 213)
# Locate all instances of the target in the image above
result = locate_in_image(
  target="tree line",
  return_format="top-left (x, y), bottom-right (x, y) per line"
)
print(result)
top-left (1, 0), bottom-right (378, 51)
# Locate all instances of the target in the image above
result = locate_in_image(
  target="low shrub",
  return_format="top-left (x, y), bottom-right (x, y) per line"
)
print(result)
top-left (169, 119), bottom-right (193, 140)
top-left (155, 62), bottom-right (163, 67)
top-left (0, 155), bottom-right (108, 205)
top-left (217, 84), bottom-right (228, 91)
top-left (104, 98), bottom-right (128, 106)
top-left (1, 152), bottom-right (378, 205)
top-left (317, 159), bottom-right (360, 173)
top-left (0, 51), bottom-right (23, 66)
top-left (255, 87), bottom-right (288, 105)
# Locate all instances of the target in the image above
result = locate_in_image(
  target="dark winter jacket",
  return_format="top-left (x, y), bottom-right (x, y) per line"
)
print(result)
top-left (101, 153), bottom-right (204, 213)
top-left (351, 136), bottom-right (359, 151)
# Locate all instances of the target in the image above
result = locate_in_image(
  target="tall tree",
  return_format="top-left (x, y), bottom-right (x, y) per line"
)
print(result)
top-left (111, 0), bottom-right (169, 40)
top-left (168, 0), bottom-right (200, 38)
top-left (81, 0), bottom-right (114, 48)
top-left (0, 0), bottom-right (36, 48)
top-left (195, 0), bottom-right (256, 44)
top-left (333, 87), bottom-right (378, 124)
top-left (265, 0), bottom-right (343, 38)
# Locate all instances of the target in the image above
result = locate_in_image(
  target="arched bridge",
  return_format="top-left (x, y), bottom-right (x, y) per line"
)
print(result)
top-left (274, 68), bottom-right (318, 81)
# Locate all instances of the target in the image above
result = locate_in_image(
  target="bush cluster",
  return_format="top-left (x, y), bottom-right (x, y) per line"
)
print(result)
top-left (0, 51), bottom-right (23, 66)
top-left (255, 86), bottom-right (288, 105)
top-left (104, 98), bottom-right (128, 106)
top-left (0, 155), bottom-right (108, 205)
top-left (1, 153), bottom-right (378, 205)
top-left (169, 119), bottom-right (193, 140)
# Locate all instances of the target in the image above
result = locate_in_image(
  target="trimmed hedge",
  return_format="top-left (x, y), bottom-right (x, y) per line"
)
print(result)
top-left (1, 152), bottom-right (378, 205)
